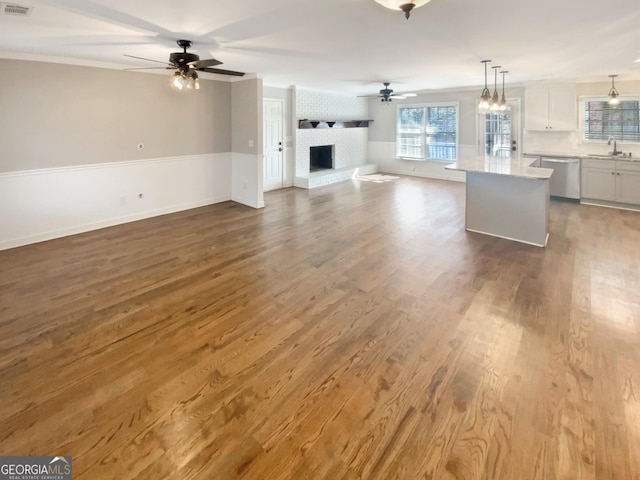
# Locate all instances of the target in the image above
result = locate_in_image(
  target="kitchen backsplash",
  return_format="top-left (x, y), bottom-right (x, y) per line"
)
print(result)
top-left (524, 130), bottom-right (640, 157)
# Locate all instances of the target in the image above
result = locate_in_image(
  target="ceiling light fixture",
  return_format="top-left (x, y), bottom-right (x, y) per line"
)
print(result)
top-left (372, 0), bottom-right (432, 19)
top-left (499, 70), bottom-right (508, 112)
top-left (172, 71), bottom-right (186, 90)
top-left (479, 60), bottom-right (492, 112)
top-left (608, 74), bottom-right (620, 105)
top-left (490, 65), bottom-right (501, 111)
top-left (187, 70), bottom-right (200, 90)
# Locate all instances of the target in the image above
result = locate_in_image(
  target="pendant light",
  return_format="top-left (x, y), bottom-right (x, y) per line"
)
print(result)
top-left (499, 70), bottom-right (508, 112)
top-left (608, 75), bottom-right (620, 105)
top-left (490, 65), bottom-right (501, 111)
top-left (479, 60), bottom-right (492, 112)
top-left (373, 0), bottom-right (433, 19)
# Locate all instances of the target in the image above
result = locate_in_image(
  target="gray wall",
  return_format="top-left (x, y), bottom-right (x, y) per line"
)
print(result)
top-left (0, 59), bottom-right (232, 172)
top-left (368, 86), bottom-right (525, 146)
top-left (231, 77), bottom-right (263, 155)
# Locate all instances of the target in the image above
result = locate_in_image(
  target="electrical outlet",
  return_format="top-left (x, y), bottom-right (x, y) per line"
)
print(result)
top-left (248, 140), bottom-right (254, 148)
top-left (120, 196), bottom-right (127, 205)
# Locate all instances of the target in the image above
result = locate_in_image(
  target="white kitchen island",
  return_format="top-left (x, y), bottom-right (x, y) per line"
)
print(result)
top-left (446, 156), bottom-right (554, 247)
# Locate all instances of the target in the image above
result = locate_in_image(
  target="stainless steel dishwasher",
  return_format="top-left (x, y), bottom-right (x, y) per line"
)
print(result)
top-left (540, 157), bottom-right (581, 199)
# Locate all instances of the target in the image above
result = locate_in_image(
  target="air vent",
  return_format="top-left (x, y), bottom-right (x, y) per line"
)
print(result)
top-left (1, 3), bottom-right (32, 16)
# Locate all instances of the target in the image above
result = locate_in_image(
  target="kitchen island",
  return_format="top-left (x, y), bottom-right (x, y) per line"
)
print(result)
top-left (445, 156), bottom-right (554, 247)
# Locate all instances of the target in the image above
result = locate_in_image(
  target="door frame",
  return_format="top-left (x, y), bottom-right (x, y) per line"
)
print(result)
top-left (476, 98), bottom-right (522, 157)
top-left (263, 97), bottom-right (285, 192)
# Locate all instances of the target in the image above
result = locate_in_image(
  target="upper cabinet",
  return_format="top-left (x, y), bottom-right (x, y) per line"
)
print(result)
top-left (525, 84), bottom-right (577, 131)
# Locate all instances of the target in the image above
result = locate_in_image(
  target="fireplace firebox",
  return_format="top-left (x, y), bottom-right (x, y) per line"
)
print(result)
top-left (310, 145), bottom-right (334, 172)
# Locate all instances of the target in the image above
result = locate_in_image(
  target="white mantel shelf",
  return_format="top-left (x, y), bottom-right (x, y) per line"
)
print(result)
top-left (445, 156), bottom-right (552, 247)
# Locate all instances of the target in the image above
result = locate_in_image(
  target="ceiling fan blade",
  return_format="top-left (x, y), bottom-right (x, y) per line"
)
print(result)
top-left (403, 93), bottom-right (417, 97)
top-left (123, 67), bottom-right (173, 71)
top-left (198, 67), bottom-right (246, 77)
top-left (123, 54), bottom-right (172, 66)
top-left (190, 58), bottom-right (223, 68)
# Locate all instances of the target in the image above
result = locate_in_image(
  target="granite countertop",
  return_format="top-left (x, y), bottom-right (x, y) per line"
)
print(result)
top-left (445, 156), bottom-right (553, 179)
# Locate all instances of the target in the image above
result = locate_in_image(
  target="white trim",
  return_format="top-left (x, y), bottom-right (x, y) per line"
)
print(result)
top-left (0, 153), bottom-right (218, 178)
top-left (396, 101), bottom-right (460, 161)
top-left (263, 97), bottom-right (286, 192)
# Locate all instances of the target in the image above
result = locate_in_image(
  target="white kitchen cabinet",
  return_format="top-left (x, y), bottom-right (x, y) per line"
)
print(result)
top-left (525, 85), bottom-right (576, 131)
top-left (616, 163), bottom-right (640, 205)
top-left (581, 158), bottom-right (640, 205)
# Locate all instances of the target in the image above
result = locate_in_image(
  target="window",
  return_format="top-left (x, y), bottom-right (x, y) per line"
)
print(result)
top-left (583, 99), bottom-right (640, 143)
top-left (396, 103), bottom-right (458, 160)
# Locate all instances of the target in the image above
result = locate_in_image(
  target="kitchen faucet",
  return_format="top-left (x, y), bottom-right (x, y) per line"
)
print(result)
top-left (608, 136), bottom-right (623, 156)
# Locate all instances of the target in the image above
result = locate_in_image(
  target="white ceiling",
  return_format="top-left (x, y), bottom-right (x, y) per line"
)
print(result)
top-left (1, 0), bottom-right (639, 96)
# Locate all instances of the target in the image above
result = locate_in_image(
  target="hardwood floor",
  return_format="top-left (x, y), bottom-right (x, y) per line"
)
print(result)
top-left (1, 176), bottom-right (639, 479)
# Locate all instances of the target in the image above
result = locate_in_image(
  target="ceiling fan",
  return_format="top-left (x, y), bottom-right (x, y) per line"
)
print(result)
top-left (361, 82), bottom-right (417, 102)
top-left (124, 39), bottom-right (245, 90)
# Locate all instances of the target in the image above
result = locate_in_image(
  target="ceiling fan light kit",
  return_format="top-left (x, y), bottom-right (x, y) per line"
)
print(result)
top-left (367, 82), bottom-right (417, 103)
top-left (125, 39), bottom-right (244, 91)
top-left (373, 0), bottom-right (432, 19)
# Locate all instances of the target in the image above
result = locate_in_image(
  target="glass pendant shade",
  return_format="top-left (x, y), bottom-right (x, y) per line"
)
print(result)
top-left (499, 70), bottom-right (508, 112)
top-left (172, 72), bottom-right (186, 90)
top-left (479, 60), bottom-right (492, 112)
top-left (373, 0), bottom-right (432, 18)
top-left (608, 75), bottom-right (620, 105)
top-left (490, 66), bottom-right (501, 111)
top-left (186, 70), bottom-right (199, 90)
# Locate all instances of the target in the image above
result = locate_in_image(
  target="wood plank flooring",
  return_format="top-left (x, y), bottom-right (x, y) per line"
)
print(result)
top-left (1, 176), bottom-right (639, 479)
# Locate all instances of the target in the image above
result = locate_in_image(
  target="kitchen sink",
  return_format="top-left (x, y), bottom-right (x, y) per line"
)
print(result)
top-left (587, 154), bottom-right (637, 161)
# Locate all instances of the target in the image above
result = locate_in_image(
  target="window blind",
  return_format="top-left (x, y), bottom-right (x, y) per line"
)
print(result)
top-left (584, 100), bottom-right (640, 143)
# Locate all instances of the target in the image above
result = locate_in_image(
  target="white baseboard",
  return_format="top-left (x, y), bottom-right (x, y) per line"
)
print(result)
top-left (0, 153), bottom-right (233, 251)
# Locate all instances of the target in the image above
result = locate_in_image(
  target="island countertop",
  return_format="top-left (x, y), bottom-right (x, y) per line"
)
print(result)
top-left (445, 156), bottom-right (553, 179)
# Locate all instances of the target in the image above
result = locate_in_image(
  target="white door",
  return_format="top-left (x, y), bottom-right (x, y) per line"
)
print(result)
top-left (263, 99), bottom-right (284, 192)
top-left (478, 100), bottom-right (520, 157)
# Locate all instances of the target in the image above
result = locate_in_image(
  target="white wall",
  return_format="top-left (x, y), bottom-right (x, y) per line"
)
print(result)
top-left (296, 89), bottom-right (368, 120)
top-left (366, 87), bottom-right (524, 182)
top-left (232, 78), bottom-right (264, 208)
top-left (0, 154), bottom-right (231, 251)
top-left (231, 153), bottom-right (264, 209)
top-left (294, 88), bottom-right (370, 178)
top-left (523, 80), bottom-right (640, 158)
top-left (296, 127), bottom-right (369, 175)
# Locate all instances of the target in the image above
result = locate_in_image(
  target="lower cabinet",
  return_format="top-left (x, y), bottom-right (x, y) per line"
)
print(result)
top-left (581, 158), bottom-right (640, 205)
